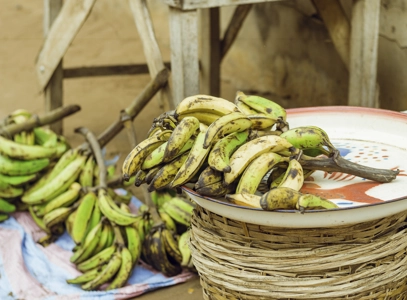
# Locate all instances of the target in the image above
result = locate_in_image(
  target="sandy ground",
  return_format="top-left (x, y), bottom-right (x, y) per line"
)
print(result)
top-left (0, 0), bottom-right (204, 298)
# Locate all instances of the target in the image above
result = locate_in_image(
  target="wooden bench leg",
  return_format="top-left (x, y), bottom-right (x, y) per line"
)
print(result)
top-left (169, 7), bottom-right (200, 104)
top-left (348, 0), bottom-right (380, 107)
top-left (44, 0), bottom-right (63, 135)
top-left (200, 7), bottom-right (221, 96)
top-left (44, 63), bottom-right (63, 135)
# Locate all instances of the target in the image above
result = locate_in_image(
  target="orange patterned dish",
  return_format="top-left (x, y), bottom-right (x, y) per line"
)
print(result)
top-left (183, 106), bottom-right (407, 228)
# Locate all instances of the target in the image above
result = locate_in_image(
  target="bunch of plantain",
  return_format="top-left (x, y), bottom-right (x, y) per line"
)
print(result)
top-left (63, 126), bottom-right (155, 290)
top-left (1, 108), bottom-right (197, 287)
top-left (141, 225), bottom-right (186, 277)
top-left (22, 147), bottom-right (89, 241)
top-left (18, 124), bottom-right (137, 246)
top-left (121, 92), bottom-right (336, 211)
top-left (0, 109), bottom-right (71, 222)
top-left (65, 195), bottom-right (152, 291)
top-left (61, 173), bottom-right (154, 290)
top-left (151, 190), bottom-right (195, 232)
top-left (140, 189), bottom-right (196, 275)
top-left (122, 92), bottom-right (400, 213)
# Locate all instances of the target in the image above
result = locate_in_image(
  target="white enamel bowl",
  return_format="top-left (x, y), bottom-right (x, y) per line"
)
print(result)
top-left (182, 106), bottom-right (407, 228)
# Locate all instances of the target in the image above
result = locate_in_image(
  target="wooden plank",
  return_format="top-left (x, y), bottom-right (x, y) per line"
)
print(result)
top-left (44, 62), bottom-right (64, 134)
top-left (129, 0), bottom-right (167, 76)
top-left (63, 62), bottom-right (171, 78)
top-left (200, 7), bottom-right (220, 96)
top-left (168, 7), bottom-right (200, 104)
top-left (220, 4), bottom-right (252, 60)
top-left (348, 0), bottom-right (380, 107)
top-left (163, 0), bottom-right (281, 10)
top-left (43, 0), bottom-right (62, 36)
top-left (44, 0), bottom-right (63, 135)
top-left (36, 0), bottom-right (97, 90)
top-left (128, 0), bottom-right (173, 111)
top-left (311, 0), bottom-right (350, 69)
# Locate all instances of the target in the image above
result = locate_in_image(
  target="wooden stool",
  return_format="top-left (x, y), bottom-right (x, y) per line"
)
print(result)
top-left (162, 0), bottom-right (380, 107)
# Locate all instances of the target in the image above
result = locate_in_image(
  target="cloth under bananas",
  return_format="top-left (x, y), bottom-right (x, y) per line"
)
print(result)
top-left (122, 92), bottom-right (399, 212)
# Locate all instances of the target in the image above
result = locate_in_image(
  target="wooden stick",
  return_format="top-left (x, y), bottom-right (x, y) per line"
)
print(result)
top-left (97, 67), bottom-right (170, 148)
top-left (63, 62), bottom-right (171, 79)
top-left (299, 154), bottom-right (399, 183)
top-left (0, 104), bottom-right (81, 137)
top-left (163, 0), bottom-right (280, 10)
top-left (120, 110), bottom-right (138, 149)
top-left (74, 68), bottom-right (169, 204)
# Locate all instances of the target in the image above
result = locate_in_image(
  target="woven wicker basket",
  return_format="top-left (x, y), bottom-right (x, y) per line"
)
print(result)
top-left (189, 205), bottom-right (407, 300)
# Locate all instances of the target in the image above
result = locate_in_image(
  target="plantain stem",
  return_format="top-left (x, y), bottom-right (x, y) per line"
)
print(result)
top-left (106, 175), bottom-right (124, 188)
top-left (0, 105), bottom-right (81, 137)
top-left (111, 221), bottom-right (125, 247)
top-left (74, 127), bottom-right (107, 189)
top-left (120, 110), bottom-right (138, 149)
top-left (299, 154), bottom-right (399, 183)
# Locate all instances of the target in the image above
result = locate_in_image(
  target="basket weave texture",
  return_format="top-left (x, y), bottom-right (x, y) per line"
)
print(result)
top-left (189, 205), bottom-right (407, 300)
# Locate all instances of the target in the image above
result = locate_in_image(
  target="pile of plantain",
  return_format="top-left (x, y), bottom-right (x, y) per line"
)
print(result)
top-left (0, 108), bottom-right (196, 291)
top-left (122, 92), bottom-right (399, 212)
top-left (0, 91), bottom-right (399, 291)
top-left (23, 125), bottom-right (196, 290)
top-left (0, 109), bottom-right (70, 222)
top-left (63, 186), bottom-right (195, 290)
